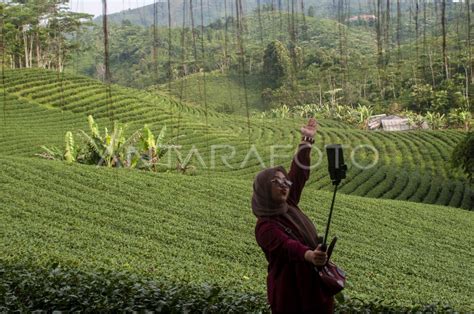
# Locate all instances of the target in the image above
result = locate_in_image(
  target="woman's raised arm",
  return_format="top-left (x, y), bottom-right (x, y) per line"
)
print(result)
top-left (287, 118), bottom-right (318, 207)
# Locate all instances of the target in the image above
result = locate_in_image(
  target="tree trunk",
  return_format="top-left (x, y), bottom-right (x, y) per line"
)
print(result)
top-left (224, 0), bottom-right (229, 70)
top-left (102, 0), bottom-right (113, 121)
top-left (301, 0), bottom-right (307, 38)
top-left (35, 31), bottom-right (41, 67)
top-left (428, 49), bottom-right (435, 87)
top-left (235, 0), bottom-right (251, 145)
top-left (376, 0), bottom-right (383, 68)
top-left (102, 0), bottom-right (111, 83)
top-left (467, 0), bottom-right (472, 83)
top-left (319, 84), bottom-right (322, 106)
top-left (423, 0), bottom-right (426, 51)
top-left (190, 0), bottom-right (198, 62)
top-left (29, 34), bottom-right (33, 68)
top-left (415, 0), bottom-right (419, 60)
top-left (385, 0), bottom-right (390, 65)
top-left (465, 65), bottom-right (469, 105)
top-left (153, 0), bottom-right (158, 83)
top-left (337, 0), bottom-right (346, 86)
top-left (23, 29), bottom-right (28, 68)
top-left (256, 0), bottom-right (263, 44)
top-left (397, 0), bottom-right (401, 62)
top-left (441, 0), bottom-right (448, 79)
top-left (167, 0), bottom-right (172, 88)
top-left (278, 0), bottom-right (283, 33)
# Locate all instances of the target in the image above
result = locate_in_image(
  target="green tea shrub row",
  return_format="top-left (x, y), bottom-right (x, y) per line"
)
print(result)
top-left (0, 263), bottom-right (457, 313)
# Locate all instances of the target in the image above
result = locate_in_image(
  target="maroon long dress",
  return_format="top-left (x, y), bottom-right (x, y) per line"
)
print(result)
top-left (255, 144), bottom-right (335, 314)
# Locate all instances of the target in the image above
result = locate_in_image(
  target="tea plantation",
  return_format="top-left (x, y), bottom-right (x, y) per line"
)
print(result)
top-left (0, 69), bottom-right (473, 312)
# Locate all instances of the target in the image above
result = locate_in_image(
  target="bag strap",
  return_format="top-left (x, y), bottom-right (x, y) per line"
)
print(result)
top-left (326, 236), bottom-right (337, 261)
top-left (275, 221), bottom-right (297, 239)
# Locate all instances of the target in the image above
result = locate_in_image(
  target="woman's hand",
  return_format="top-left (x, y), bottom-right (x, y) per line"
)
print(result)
top-left (304, 244), bottom-right (327, 266)
top-left (301, 117), bottom-right (318, 138)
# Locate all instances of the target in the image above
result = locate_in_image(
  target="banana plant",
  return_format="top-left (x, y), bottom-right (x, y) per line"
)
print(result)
top-left (321, 103), bottom-right (332, 119)
top-left (36, 145), bottom-right (64, 161)
top-left (404, 110), bottom-right (425, 129)
top-left (293, 104), bottom-right (315, 118)
top-left (64, 131), bottom-right (76, 163)
top-left (459, 111), bottom-right (472, 132)
top-left (176, 151), bottom-right (197, 175)
top-left (79, 116), bottom-right (141, 168)
top-left (37, 132), bottom-right (77, 163)
top-left (37, 115), bottom-right (188, 174)
top-left (325, 88), bottom-right (343, 107)
top-left (269, 104), bottom-right (291, 119)
top-left (425, 111), bottom-right (446, 130)
top-left (448, 109), bottom-right (472, 131)
top-left (140, 125), bottom-right (169, 172)
top-left (355, 104), bottom-right (374, 130)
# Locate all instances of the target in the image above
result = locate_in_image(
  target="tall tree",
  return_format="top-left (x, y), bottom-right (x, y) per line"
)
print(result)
top-left (262, 40), bottom-right (292, 89)
top-left (376, 0), bottom-right (383, 68)
top-left (101, 0), bottom-right (113, 122)
top-left (441, 0), bottom-right (448, 79)
top-left (1, 2), bottom-right (5, 125)
top-left (384, 0), bottom-right (390, 65)
top-left (415, 0), bottom-right (419, 59)
top-left (422, 0), bottom-right (427, 51)
top-left (467, 0), bottom-right (472, 83)
top-left (256, 0), bottom-right (264, 44)
top-left (1, 1), bottom-right (90, 70)
top-left (168, 0), bottom-right (172, 83)
top-left (397, 0), bottom-right (401, 62)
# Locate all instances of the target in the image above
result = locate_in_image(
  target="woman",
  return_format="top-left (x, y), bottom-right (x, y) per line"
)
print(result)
top-left (252, 118), bottom-right (334, 314)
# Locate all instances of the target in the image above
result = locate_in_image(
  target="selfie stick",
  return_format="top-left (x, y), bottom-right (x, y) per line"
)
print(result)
top-left (322, 184), bottom-right (338, 249)
top-left (321, 144), bottom-right (347, 251)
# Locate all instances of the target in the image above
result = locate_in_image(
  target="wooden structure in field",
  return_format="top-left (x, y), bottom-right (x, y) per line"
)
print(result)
top-left (368, 114), bottom-right (413, 131)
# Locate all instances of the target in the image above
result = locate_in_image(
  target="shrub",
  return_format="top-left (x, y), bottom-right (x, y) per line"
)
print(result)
top-left (0, 262), bottom-right (458, 313)
top-left (451, 132), bottom-right (474, 183)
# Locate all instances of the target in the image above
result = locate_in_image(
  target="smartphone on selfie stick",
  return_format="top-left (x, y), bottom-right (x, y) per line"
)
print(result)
top-left (320, 144), bottom-right (347, 255)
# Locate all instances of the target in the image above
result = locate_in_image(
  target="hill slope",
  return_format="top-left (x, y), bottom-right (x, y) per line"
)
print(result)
top-left (1, 69), bottom-right (471, 209)
top-left (0, 154), bottom-right (473, 310)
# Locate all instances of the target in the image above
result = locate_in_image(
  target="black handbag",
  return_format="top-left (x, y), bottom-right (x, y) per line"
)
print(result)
top-left (315, 236), bottom-right (346, 295)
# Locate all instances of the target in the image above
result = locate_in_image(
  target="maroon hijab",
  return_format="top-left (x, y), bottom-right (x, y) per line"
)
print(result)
top-left (252, 166), bottom-right (319, 249)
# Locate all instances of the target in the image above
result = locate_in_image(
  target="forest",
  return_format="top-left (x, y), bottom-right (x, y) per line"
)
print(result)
top-left (2, 0), bottom-right (472, 120)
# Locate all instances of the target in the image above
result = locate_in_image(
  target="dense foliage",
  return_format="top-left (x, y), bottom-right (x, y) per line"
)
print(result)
top-left (1, 1), bottom-right (92, 71)
top-left (0, 263), bottom-right (458, 312)
top-left (64, 1), bottom-right (472, 118)
top-left (451, 131), bottom-right (474, 182)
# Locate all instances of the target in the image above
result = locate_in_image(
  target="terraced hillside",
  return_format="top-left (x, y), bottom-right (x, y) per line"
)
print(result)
top-left (1, 155), bottom-right (473, 310)
top-left (1, 69), bottom-right (473, 311)
top-left (1, 69), bottom-right (472, 209)
top-left (156, 71), bottom-right (265, 114)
